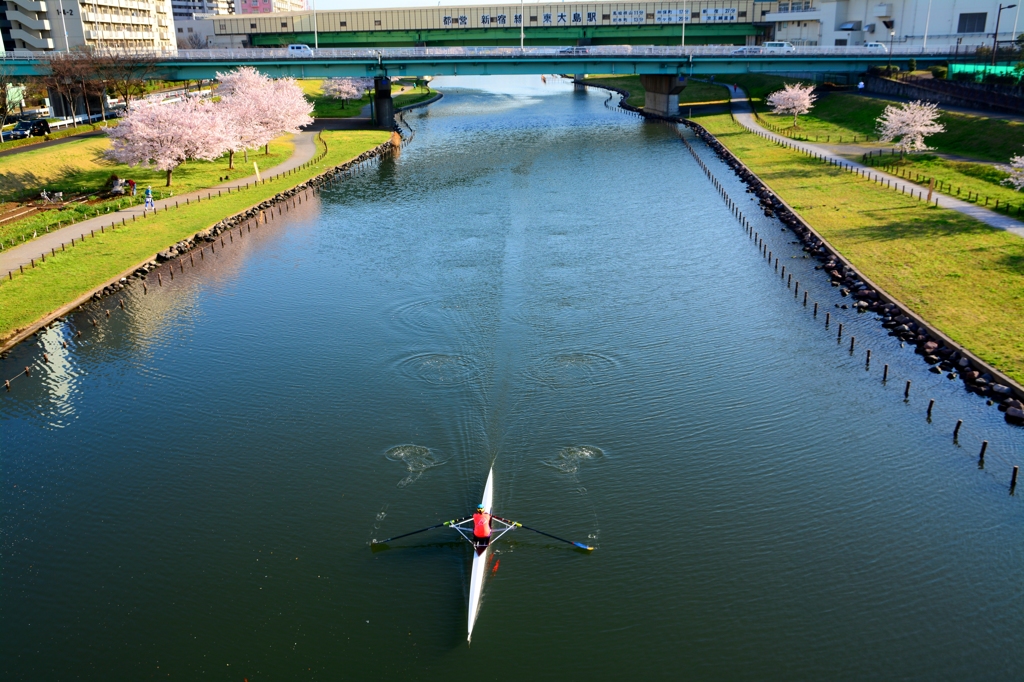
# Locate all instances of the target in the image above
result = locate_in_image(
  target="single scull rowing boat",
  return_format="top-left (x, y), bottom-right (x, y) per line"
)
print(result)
top-left (372, 466), bottom-right (594, 642)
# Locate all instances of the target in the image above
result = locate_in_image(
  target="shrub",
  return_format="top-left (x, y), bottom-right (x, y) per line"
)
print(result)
top-left (868, 65), bottom-right (901, 77)
top-left (952, 71), bottom-right (978, 82)
top-left (929, 65), bottom-right (948, 80)
top-left (983, 73), bottom-right (1019, 86)
top-left (908, 58), bottom-right (918, 72)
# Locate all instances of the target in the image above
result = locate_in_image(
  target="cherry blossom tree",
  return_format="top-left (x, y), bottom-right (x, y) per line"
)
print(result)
top-left (259, 76), bottom-right (314, 154)
top-left (766, 83), bottom-right (817, 128)
top-left (105, 97), bottom-right (230, 186)
top-left (322, 78), bottom-right (359, 104)
top-left (1003, 155), bottom-right (1024, 191)
top-left (876, 100), bottom-right (946, 157)
top-left (322, 77), bottom-right (371, 106)
top-left (216, 66), bottom-right (312, 158)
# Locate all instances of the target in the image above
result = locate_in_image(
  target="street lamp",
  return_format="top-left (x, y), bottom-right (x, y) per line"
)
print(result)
top-left (993, 4), bottom-right (1017, 66)
top-left (882, 19), bottom-right (895, 75)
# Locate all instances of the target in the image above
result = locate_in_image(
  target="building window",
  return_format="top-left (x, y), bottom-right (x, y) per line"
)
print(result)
top-left (957, 13), bottom-right (986, 33)
top-left (250, 22), bottom-right (256, 28)
top-left (530, 15), bottom-right (537, 22)
top-left (177, 26), bottom-right (182, 32)
top-left (738, 11), bottom-right (746, 18)
top-left (374, 19), bottom-right (381, 26)
top-left (834, 38), bottom-right (847, 46)
top-left (339, 20), bottom-right (346, 26)
top-left (602, 14), bottom-right (610, 20)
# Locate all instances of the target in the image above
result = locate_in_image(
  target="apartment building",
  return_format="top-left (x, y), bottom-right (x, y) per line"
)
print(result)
top-left (4, 0), bottom-right (176, 51)
top-left (237, 0), bottom-right (304, 16)
top-left (767, 1), bottom-right (1023, 48)
top-left (171, 0), bottom-right (232, 20)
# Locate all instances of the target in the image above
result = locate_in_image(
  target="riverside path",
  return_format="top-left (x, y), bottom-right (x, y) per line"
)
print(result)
top-left (724, 85), bottom-right (1024, 238)
top-left (0, 131), bottom-right (319, 279)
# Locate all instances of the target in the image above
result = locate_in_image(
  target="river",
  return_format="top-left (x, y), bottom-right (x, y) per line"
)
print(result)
top-left (1, 76), bottom-right (1022, 680)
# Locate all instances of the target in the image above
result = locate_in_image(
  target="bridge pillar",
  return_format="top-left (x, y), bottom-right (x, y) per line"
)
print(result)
top-left (574, 73), bottom-right (586, 91)
top-left (374, 77), bottom-right (394, 128)
top-left (639, 75), bottom-right (686, 117)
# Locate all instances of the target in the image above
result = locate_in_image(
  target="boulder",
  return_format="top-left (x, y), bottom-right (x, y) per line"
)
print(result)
top-left (991, 384), bottom-right (1012, 397)
top-left (1006, 407), bottom-right (1024, 424)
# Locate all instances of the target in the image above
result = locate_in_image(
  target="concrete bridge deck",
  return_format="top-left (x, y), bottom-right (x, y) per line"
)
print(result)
top-left (1, 44), bottom-right (971, 81)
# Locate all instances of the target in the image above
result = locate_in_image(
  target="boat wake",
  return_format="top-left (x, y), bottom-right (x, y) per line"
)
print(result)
top-left (385, 444), bottom-right (447, 488)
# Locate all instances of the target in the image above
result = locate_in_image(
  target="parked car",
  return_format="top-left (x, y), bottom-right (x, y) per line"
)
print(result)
top-left (862, 42), bottom-right (888, 52)
top-left (3, 118), bottom-right (51, 140)
top-left (287, 43), bottom-right (315, 57)
top-left (731, 46), bottom-right (764, 55)
top-left (558, 46), bottom-right (590, 55)
top-left (762, 41), bottom-right (797, 54)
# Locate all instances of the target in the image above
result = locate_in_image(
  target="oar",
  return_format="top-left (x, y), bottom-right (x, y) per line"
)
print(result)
top-left (372, 521), bottom-right (457, 545)
top-left (503, 520), bottom-right (594, 551)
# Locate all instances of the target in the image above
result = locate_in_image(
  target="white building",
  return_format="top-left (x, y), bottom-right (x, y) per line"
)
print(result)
top-left (5, 0), bottom-right (177, 51)
top-left (171, 0), bottom-right (233, 20)
top-left (236, 0), bottom-right (304, 16)
top-left (767, 1), bottom-right (1023, 49)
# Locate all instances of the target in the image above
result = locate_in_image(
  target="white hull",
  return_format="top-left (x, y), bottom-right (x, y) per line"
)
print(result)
top-left (467, 467), bottom-right (494, 642)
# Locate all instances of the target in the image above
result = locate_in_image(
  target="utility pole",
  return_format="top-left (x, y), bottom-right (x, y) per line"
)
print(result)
top-left (312, 0), bottom-right (319, 50)
top-left (681, 0), bottom-right (687, 47)
top-left (993, 4), bottom-right (1017, 66)
top-left (520, 0), bottom-right (524, 49)
top-left (56, 0), bottom-right (70, 51)
top-left (922, 0), bottom-right (932, 48)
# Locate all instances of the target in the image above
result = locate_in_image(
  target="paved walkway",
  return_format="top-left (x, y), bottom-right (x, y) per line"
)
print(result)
top-left (725, 85), bottom-right (1024, 238)
top-left (0, 131), bottom-right (319, 278)
top-left (0, 129), bottom-right (108, 159)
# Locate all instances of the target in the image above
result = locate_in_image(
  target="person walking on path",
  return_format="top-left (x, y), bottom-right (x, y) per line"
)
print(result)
top-left (144, 186), bottom-right (155, 210)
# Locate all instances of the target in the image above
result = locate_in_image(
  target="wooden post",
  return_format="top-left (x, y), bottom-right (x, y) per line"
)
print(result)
top-left (904, 380), bottom-right (911, 399)
top-left (979, 441), bottom-right (988, 460)
top-left (813, 302), bottom-right (818, 316)
top-left (849, 336), bottom-right (855, 352)
top-left (954, 419), bottom-right (963, 440)
top-left (883, 364), bottom-right (889, 382)
top-left (825, 312), bottom-right (830, 327)
top-left (1012, 466), bottom-right (1019, 488)
top-left (927, 399), bottom-right (934, 419)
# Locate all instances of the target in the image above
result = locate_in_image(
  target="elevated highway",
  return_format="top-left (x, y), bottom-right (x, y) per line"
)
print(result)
top-left (2, 44), bottom-right (968, 121)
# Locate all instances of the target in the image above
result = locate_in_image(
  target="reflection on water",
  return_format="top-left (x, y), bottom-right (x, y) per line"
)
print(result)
top-left (1, 75), bottom-right (1022, 682)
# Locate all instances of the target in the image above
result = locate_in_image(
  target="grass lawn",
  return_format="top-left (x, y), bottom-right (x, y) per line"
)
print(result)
top-left (865, 154), bottom-right (1024, 214)
top-left (725, 73), bottom-right (1024, 162)
top-left (299, 79), bottom-right (371, 118)
top-left (693, 112), bottom-right (1024, 383)
top-left (0, 135), bottom-right (295, 251)
top-left (394, 85), bottom-right (437, 108)
top-left (0, 130), bottom-right (391, 343)
top-left (583, 75), bottom-right (730, 108)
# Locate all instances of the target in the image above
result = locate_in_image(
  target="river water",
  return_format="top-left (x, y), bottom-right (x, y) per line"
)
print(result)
top-left (2, 76), bottom-right (1022, 680)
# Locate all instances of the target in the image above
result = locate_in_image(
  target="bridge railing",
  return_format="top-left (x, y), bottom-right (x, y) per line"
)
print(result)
top-left (1, 44), bottom-right (979, 63)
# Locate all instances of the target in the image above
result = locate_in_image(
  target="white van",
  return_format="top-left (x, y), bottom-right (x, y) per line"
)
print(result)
top-left (863, 42), bottom-right (888, 52)
top-left (287, 43), bottom-right (314, 57)
top-left (763, 41), bottom-right (796, 54)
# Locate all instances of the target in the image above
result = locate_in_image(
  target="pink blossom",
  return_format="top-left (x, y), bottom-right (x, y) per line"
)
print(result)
top-left (1002, 155), bottom-right (1024, 191)
top-left (766, 83), bottom-right (817, 127)
top-left (876, 100), bottom-right (945, 155)
top-left (105, 97), bottom-right (230, 186)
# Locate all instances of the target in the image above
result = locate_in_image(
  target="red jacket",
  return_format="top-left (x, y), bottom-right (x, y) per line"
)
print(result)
top-left (473, 512), bottom-right (491, 538)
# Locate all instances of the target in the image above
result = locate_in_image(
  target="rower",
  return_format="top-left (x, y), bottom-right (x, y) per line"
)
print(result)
top-left (472, 503), bottom-right (491, 548)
